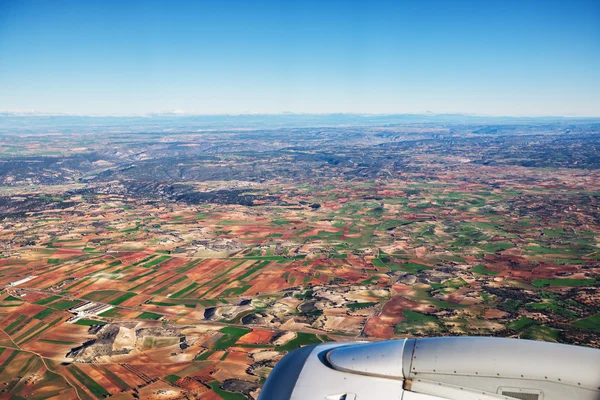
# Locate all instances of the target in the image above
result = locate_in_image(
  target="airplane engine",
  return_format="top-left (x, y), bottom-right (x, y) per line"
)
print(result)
top-left (259, 336), bottom-right (600, 400)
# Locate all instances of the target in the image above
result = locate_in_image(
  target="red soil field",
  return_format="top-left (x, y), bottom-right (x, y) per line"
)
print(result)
top-left (185, 259), bottom-right (234, 283)
top-left (157, 257), bottom-right (188, 270)
top-left (114, 251), bottom-right (152, 264)
top-left (333, 266), bottom-right (365, 283)
top-left (52, 249), bottom-right (84, 256)
top-left (364, 295), bottom-right (423, 339)
top-left (236, 329), bottom-right (274, 345)
top-left (531, 263), bottom-right (579, 278)
top-left (483, 309), bottom-right (508, 319)
top-left (245, 273), bottom-right (290, 296)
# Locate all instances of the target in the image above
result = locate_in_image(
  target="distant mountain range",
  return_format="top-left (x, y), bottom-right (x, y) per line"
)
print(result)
top-left (1, 112), bottom-right (599, 133)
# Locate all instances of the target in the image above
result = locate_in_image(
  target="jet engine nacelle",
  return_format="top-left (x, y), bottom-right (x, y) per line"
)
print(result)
top-left (259, 336), bottom-right (600, 400)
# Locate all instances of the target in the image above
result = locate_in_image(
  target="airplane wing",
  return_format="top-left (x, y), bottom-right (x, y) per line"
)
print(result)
top-left (259, 336), bottom-right (600, 400)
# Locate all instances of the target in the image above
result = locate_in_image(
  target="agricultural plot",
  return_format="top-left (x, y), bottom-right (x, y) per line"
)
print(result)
top-left (0, 123), bottom-right (599, 398)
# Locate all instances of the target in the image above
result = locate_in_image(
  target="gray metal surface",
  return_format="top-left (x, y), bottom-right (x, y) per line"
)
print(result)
top-left (258, 344), bottom-right (317, 400)
top-left (327, 339), bottom-right (409, 379)
top-left (410, 336), bottom-right (600, 390)
top-left (258, 337), bottom-right (600, 400)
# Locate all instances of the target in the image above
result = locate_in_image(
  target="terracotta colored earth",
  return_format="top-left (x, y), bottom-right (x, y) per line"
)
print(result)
top-left (237, 329), bottom-right (275, 345)
top-left (363, 295), bottom-right (423, 339)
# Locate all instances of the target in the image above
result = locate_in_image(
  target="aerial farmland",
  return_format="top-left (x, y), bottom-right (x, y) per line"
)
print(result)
top-left (0, 119), bottom-right (599, 398)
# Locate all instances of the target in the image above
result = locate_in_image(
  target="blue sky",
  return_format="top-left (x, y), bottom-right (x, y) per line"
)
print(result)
top-left (0, 0), bottom-right (599, 116)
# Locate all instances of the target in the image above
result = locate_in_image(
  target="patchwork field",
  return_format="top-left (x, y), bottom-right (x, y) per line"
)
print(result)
top-left (0, 122), bottom-right (599, 398)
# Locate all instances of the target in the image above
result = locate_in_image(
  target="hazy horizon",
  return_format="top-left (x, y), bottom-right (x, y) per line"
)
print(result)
top-left (2, 111), bottom-right (600, 119)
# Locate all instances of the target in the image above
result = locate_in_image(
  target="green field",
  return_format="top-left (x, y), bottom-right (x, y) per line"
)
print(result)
top-left (347, 302), bottom-right (378, 310)
top-left (532, 278), bottom-right (599, 288)
top-left (208, 381), bottom-right (247, 400)
top-left (98, 308), bottom-right (120, 317)
top-left (33, 308), bottom-right (55, 320)
top-left (34, 295), bottom-right (60, 305)
top-left (143, 255), bottom-right (171, 268)
top-left (397, 262), bottom-right (432, 273)
top-left (521, 325), bottom-right (559, 341)
top-left (5, 315), bottom-right (27, 334)
top-left (196, 349), bottom-right (215, 360)
top-left (507, 317), bottom-right (535, 330)
top-left (136, 312), bottom-right (162, 320)
top-left (165, 374), bottom-right (180, 384)
top-left (275, 332), bottom-right (323, 352)
top-left (69, 364), bottom-right (110, 398)
top-left (108, 292), bottom-right (136, 305)
top-left (48, 299), bottom-right (82, 310)
top-left (214, 327), bottom-right (250, 350)
top-left (572, 313), bottom-right (600, 333)
top-left (73, 319), bottom-right (106, 326)
top-left (472, 264), bottom-right (499, 276)
top-left (170, 282), bottom-right (200, 299)
top-left (0, 350), bottom-right (20, 371)
top-left (395, 310), bottom-right (441, 334)
top-left (81, 290), bottom-right (121, 302)
top-left (39, 339), bottom-right (77, 345)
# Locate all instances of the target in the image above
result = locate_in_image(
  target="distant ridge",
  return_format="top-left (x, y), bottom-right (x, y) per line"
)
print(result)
top-left (2, 110), bottom-right (599, 119)
top-left (1, 112), bottom-right (599, 134)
